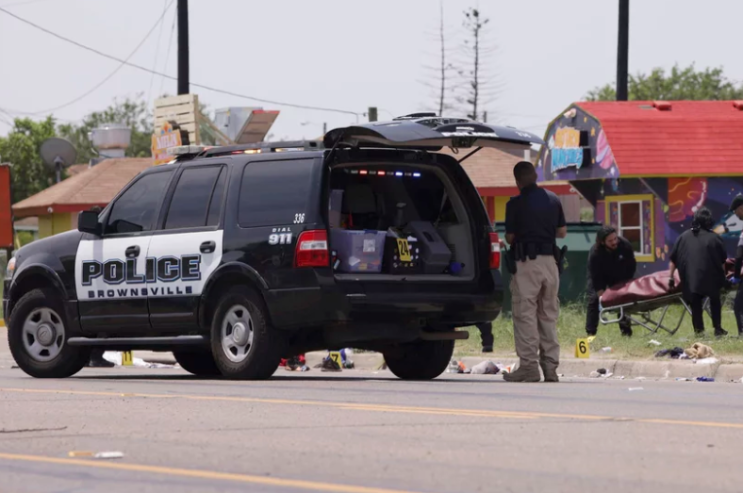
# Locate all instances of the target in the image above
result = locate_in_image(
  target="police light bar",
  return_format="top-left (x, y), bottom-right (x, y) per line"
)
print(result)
top-left (167, 145), bottom-right (212, 156)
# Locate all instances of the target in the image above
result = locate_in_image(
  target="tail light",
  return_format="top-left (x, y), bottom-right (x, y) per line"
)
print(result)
top-left (295, 230), bottom-right (329, 268)
top-left (489, 232), bottom-right (501, 269)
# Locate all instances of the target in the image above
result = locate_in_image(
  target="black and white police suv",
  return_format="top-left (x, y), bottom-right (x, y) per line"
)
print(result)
top-left (3, 114), bottom-right (543, 380)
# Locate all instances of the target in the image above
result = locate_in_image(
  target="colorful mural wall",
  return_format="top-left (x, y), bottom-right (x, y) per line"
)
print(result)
top-left (537, 106), bottom-right (619, 182)
top-left (592, 177), bottom-right (743, 276)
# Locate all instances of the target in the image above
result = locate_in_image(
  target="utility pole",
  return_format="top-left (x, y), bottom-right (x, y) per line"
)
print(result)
top-left (616, 0), bottom-right (629, 101)
top-left (177, 0), bottom-right (190, 95)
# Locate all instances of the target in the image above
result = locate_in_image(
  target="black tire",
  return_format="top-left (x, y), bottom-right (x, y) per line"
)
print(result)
top-left (210, 286), bottom-right (284, 379)
top-left (173, 349), bottom-right (221, 376)
top-left (383, 340), bottom-right (455, 380)
top-left (7, 289), bottom-right (90, 378)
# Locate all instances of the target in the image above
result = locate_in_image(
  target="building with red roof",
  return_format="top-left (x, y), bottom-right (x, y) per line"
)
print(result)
top-left (438, 145), bottom-right (584, 224)
top-left (537, 100), bottom-right (743, 275)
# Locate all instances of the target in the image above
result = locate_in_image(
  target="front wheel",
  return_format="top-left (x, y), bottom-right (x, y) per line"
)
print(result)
top-left (210, 287), bottom-right (284, 379)
top-left (7, 289), bottom-right (90, 378)
top-left (383, 340), bottom-right (455, 380)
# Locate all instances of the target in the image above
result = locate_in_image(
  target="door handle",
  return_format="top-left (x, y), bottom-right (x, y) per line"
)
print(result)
top-left (200, 241), bottom-right (216, 254)
top-left (125, 245), bottom-right (140, 258)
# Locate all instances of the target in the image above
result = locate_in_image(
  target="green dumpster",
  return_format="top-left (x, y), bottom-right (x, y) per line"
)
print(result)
top-left (494, 222), bottom-right (601, 313)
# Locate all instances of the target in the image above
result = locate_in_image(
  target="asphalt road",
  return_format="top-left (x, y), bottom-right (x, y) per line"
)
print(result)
top-left (1, 366), bottom-right (743, 493)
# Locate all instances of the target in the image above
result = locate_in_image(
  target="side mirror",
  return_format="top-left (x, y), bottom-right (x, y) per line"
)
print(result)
top-left (78, 210), bottom-right (102, 236)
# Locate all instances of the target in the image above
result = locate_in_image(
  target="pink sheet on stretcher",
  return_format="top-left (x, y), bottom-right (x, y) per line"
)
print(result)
top-left (600, 271), bottom-right (681, 308)
top-left (600, 258), bottom-right (740, 309)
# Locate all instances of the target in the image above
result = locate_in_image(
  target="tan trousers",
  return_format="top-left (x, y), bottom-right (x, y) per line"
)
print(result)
top-left (510, 255), bottom-right (560, 371)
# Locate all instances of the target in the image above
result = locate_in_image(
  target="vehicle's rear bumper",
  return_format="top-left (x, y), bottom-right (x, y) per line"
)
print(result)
top-left (265, 269), bottom-right (504, 330)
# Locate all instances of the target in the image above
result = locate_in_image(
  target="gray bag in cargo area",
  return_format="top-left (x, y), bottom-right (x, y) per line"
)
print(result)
top-left (406, 221), bottom-right (452, 274)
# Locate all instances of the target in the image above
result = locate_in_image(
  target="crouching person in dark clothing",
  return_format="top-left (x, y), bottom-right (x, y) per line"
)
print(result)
top-left (669, 208), bottom-right (728, 337)
top-left (586, 226), bottom-right (636, 337)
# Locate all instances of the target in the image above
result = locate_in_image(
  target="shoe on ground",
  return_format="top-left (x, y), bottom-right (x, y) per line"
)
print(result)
top-left (87, 357), bottom-right (115, 368)
top-left (715, 328), bottom-right (729, 338)
top-left (321, 357), bottom-right (342, 372)
top-left (482, 346), bottom-right (493, 353)
top-left (541, 366), bottom-right (559, 383)
top-left (503, 366), bottom-right (540, 383)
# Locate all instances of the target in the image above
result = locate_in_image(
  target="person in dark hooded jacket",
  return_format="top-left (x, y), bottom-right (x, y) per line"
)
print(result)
top-left (586, 226), bottom-right (636, 336)
top-left (669, 207), bottom-right (728, 337)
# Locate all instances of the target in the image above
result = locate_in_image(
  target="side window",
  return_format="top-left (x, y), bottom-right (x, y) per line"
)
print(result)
top-left (165, 166), bottom-right (223, 230)
top-left (106, 171), bottom-right (173, 234)
top-left (238, 159), bottom-right (313, 228)
top-left (206, 168), bottom-right (227, 227)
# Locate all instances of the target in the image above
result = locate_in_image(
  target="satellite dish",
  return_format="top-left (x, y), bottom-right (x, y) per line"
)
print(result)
top-left (40, 137), bottom-right (77, 184)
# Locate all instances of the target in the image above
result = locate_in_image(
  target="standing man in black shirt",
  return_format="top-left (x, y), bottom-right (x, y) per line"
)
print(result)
top-left (503, 161), bottom-right (567, 383)
top-left (669, 207), bottom-right (728, 337)
top-left (586, 226), bottom-right (636, 337)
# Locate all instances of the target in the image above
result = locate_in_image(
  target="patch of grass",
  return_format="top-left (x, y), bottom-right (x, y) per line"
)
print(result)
top-left (456, 296), bottom-right (743, 360)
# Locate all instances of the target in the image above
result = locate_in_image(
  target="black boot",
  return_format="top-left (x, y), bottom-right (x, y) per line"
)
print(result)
top-left (87, 349), bottom-right (114, 368)
top-left (715, 327), bottom-right (729, 338)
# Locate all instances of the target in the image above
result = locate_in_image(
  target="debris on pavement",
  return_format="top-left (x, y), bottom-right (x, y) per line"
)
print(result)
top-left (320, 357), bottom-right (342, 372)
top-left (102, 351), bottom-right (175, 369)
top-left (589, 371), bottom-right (601, 378)
top-left (628, 387), bottom-right (644, 392)
top-left (599, 347), bottom-right (613, 353)
top-left (470, 361), bottom-right (499, 375)
top-left (446, 360), bottom-right (466, 374)
top-left (696, 376), bottom-right (715, 382)
top-left (685, 343), bottom-right (714, 360)
top-left (597, 368), bottom-right (607, 375)
top-left (654, 347), bottom-right (685, 359)
top-left (68, 451), bottom-right (124, 459)
top-left (694, 357), bottom-right (719, 365)
top-left (676, 377), bottom-right (694, 381)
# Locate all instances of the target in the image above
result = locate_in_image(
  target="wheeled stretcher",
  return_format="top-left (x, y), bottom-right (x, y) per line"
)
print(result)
top-left (598, 260), bottom-right (738, 335)
top-left (599, 270), bottom-right (689, 335)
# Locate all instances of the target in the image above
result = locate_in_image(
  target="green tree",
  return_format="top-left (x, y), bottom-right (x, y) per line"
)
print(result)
top-left (0, 117), bottom-right (59, 203)
top-left (586, 64), bottom-right (743, 101)
top-left (57, 95), bottom-right (153, 164)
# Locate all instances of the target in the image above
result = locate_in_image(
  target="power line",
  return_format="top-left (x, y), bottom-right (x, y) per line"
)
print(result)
top-left (0, 6), bottom-right (361, 117)
top-left (147, 0), bottom-right (170, 106)
top-left (159, 9), bottom-right (177, 98)
top-left (16, 0), bottom-right (175, 116)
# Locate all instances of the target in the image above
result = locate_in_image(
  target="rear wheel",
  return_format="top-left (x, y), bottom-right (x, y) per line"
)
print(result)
top-left (8, 289), bottom-right (90, 378)
top-left (173, 349), bottom-right (221, 376)
top-left (383, 339), bottom-right (454, 380)
top-left (210, 286), bottom-right (284, 379)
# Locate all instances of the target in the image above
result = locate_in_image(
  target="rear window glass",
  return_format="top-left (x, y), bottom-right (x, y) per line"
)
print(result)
top-left (238, 159), bottom-right (314, 228)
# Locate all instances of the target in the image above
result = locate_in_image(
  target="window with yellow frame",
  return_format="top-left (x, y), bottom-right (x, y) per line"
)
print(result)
top-left (605, 194), bottom-right (655, 262)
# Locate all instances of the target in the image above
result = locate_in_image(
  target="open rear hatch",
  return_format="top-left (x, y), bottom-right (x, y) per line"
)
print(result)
top-left (323, 113), bottom-right (544, 151)
top-left (323, 115), bottom-right (543, 295)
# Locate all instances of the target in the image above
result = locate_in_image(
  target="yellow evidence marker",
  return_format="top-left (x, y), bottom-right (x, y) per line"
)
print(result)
top-left (122, 351), bottom-right (134, 366)
top-left (575, 338), bottom-right (590, 359)
top-left (329, 351), bottom-right (342, 368)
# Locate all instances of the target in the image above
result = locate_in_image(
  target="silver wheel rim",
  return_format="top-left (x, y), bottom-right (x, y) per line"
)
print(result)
top-left (221, 304), bottom-right (254, 363)
top-left (22, 308), bottom-right (65, 362)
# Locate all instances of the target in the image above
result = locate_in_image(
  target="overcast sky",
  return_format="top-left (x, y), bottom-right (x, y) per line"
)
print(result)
top-left (1, 0), bottom-right (742, 142)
